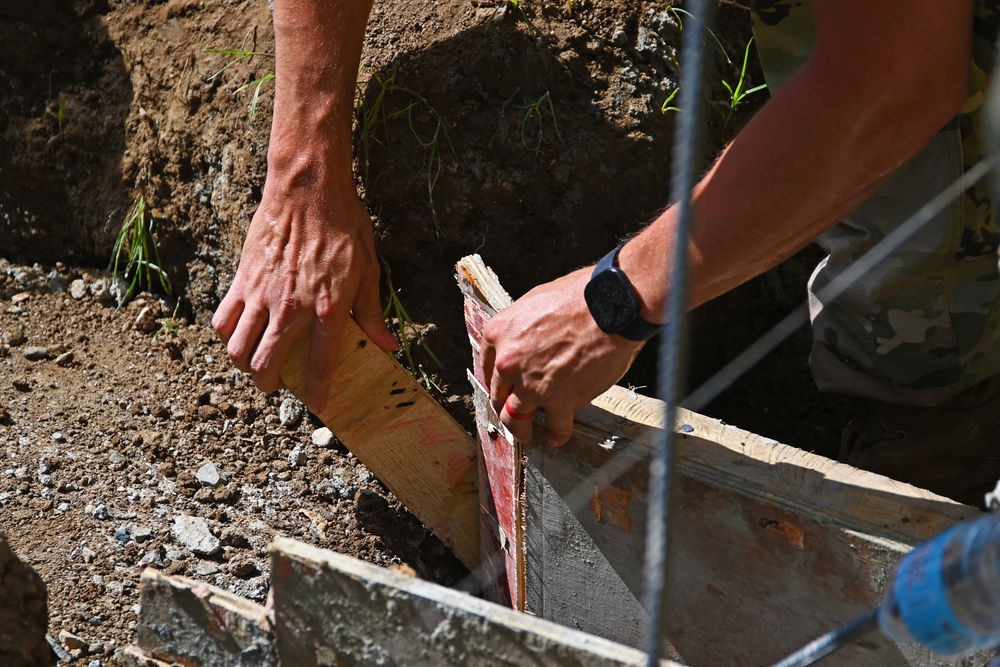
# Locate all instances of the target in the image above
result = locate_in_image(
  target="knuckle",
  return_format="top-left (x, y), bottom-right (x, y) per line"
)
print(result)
top-left (273, 295), bottom-right (303, 321)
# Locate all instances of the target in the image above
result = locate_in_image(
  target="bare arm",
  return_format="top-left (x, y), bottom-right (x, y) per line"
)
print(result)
top-left (212, 0), bottom-right (397, 414)
top-left (484, 0), bottom-right (973, 445)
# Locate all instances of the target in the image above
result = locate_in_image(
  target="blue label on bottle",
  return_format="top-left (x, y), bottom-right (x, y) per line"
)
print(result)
top-left (894, 527), bottom-right (991, 655)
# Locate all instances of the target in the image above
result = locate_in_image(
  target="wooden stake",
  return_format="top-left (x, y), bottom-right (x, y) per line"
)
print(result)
top-left (279, 317), bottom-right (479, 570)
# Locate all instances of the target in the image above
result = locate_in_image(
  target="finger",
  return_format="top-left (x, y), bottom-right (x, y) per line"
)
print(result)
top-left (304, 309), bottom-right (345, 415)
top-left (249, 317), bottom-right (304, 394)
top-left (543, 407), bottom-right (575, 447)
top-left (225, 306), bottom-right (269, 374)
top-left (488, 365), bottom-right (515, 416)
top-left (481, 337), bottom-right (497, 396)
top-left (501, 394), bottom-right (538, 443)
top-left (353, 278), bottom-right (398, 352)
top-left (212, 292), bottom-right (245, 345)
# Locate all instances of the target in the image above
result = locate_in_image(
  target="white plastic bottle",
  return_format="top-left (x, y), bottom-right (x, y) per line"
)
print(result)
top-left (879, 515), bottom-right (1000, 657)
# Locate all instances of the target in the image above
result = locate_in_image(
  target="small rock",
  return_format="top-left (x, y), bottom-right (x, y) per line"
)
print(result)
top-left (288, 445), bottom-right (307, 469)
top-left (69, 279), bottom-right (87, 299)
top-left (171, 515), bottom-right (220, 557)
top-left (196, 462), bottom-right (223, 486)
top-left (229, 560), bottom-right (259, 577)
top-left (219, 527), bottom-right (250, 548)
top-left (91, 504), bottom-right (110, 520)
top-left (2, 325), bottom-right (26, 346)
top-left (23, 346), bottom-right (50, 361)
top-left (132, 525), bottom-right (153, 543)
top-left (12, 377), bottom-right (31, 392)
top-left (137, 547), bottom-right (164, 568)
top-left (279, 397), bottom-right (303, 428)
top-left (51, 432), bottom-right (66, 443)
top-left (54, 351), bottom-right (74, 367)
top-left (311, 427), bottom-right (335, 448)
top-left (59, 630), bottom-right (88, 653)
top-left (89, 279), bottom-right (114, 303)
top-left (134, 306), bottom-right (160, 334)
top-left (81, 547), bottom-right (96, 564)
top-left (196, 404), bottom-right (220, 421)
top-left (47, 635), bottom-right (72, 662)
top-left (193, 561), bottom-right (220, 576)
top-left (11, 292), bottom-right (31, 304)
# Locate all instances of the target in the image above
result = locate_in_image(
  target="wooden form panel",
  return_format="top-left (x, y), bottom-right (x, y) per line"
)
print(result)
top-left (280, 317), bottom-right (479, 570)
top-left (130, 570), bottom-right (277, 667)
top-left (457, 253), bottom-right (985, 666)
top-left (458, 257), bottom-right (522, 607)
top-left (269, 537), bottom-right (681, 667)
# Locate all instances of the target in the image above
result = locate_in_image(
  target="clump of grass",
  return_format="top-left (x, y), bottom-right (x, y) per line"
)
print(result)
top-left (355, 67), bottom-right (456, 236)
top-left (383, 278), bottom-right (444, 393)
top-left (659, 7), bottom-right (766, 133)
top-left (110, 194), bottom-right (172, 308)
top-left (207, 47), bottom-right (275, 119)
top-left (518, 90), bottom-right (563, 154)
top-left (507, 0), bottom-right (538, 37)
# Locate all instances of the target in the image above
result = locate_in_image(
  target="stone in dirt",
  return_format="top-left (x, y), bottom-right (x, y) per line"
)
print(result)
top-left (171, 515), bottom-right (220, 557)
top-left (279, 396), bottom-right (303, 428)
top-left (195, 462), bottom-right (223, 487)
top-left (23, 346), bottom-right (49, 361)
top-left (0, 535), bottom-right (49, 667)
top-left (311, 427), bottom-right (335, 448)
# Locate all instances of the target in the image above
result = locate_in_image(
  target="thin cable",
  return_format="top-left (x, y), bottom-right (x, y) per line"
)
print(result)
top-left (769, 608), bottom-right (880, 667)
top-left (682, 155), bottom-right (998, 412)
top-left (642, 0), bottom-right (713, 663)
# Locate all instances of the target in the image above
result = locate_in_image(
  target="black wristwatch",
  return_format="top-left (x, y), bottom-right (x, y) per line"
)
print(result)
top-left (583, 246), bottom-right (662, 341)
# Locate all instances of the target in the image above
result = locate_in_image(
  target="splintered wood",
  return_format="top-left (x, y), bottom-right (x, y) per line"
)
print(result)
top-left (128, 540), bottom-right (682, 667)
top-left (278, 317), bottom-right (479, 570)
top-left (457, 253), bottom-right (984, 667)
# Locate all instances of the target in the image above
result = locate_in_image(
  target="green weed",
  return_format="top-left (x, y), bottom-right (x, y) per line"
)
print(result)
top-left (517, 90), bottom-right (562, 154)
top-left (507, 0), bottom-right (537, 37)
top-left (355, 67), bottom-right (456, 236)
top-left (207, 48), bottom-right (275, 118)
top-left (659, 6), bottom-right (766, 132)
top-left (109, 194), bottom-right (172, 308)
top-left (56, 94), bottom-right (68, 134)
top-left (382, 277), bottom-right (444, 393)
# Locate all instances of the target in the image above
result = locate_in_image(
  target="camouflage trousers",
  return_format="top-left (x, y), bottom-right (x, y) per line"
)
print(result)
top-left (808, 126), bottom-right (1000, 406)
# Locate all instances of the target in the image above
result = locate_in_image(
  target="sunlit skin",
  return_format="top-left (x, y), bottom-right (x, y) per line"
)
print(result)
top-left (483, 0), bottom-right (971, 444)
top-left (214, 0), bottom-right (972, 445)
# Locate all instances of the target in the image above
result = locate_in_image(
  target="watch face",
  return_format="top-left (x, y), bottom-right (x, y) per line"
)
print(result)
top-left (584, 267), bottom-right (639, 334)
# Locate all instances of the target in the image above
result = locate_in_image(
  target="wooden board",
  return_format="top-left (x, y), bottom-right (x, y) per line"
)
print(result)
top-left (269, 536), bottom-right (682, 667)
top-left (457, 256), bottom-right (522, 607)
top-left (280, 317), bottom-right (479, 570)
top-left (131, 569), bottom-right (277, 667)
top-left (457, 253), bottom-right (986, 667)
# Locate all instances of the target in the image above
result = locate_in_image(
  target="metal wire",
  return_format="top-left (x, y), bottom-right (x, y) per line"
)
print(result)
top-left (769, 609), bottom-right (880, 667)
top-left (642, 0), bottom-right (713, 663)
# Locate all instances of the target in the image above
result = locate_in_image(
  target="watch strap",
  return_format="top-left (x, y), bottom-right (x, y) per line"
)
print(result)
top-left (592, 246), bottom-right (662, 341)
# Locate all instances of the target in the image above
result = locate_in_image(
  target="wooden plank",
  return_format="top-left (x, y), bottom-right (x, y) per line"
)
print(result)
top-left (457, 256), bottom-right (522, 607)
top-left (280, 317), bottom-right (479, 570)
top-left (269, 536), bottom-right (682, 667)
top-left (133, 569), bottom-right (277, 667)
top-left (457, 253), bottom-right (986, 667)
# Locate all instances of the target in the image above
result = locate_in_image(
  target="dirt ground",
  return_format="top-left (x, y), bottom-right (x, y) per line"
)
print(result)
top-left (0, 0), bottom-right (860, 664)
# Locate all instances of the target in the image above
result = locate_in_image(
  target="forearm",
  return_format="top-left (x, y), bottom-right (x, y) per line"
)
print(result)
top-left (269, 0), bottom-right (375, 191)
top-left (622, 0), bottom-right (972, 321)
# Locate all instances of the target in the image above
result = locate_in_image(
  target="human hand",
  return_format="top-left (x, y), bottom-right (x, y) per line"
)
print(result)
top-left (212, 174), bottom-right (397, 414)
top-left (481, 267), bottom-right (645, 446)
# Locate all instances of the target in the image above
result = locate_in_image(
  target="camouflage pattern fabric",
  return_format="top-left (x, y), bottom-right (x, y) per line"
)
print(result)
top-left (752, 0), bottom-right (1000, 406)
